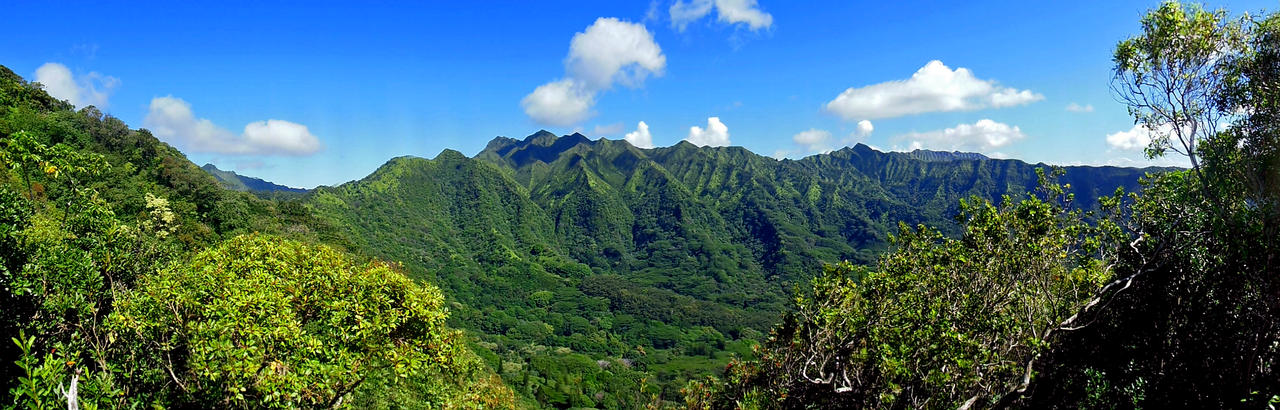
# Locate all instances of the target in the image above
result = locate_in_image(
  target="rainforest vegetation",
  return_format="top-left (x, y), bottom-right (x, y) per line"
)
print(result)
top-left (1, 1), bottom-right (1277, 408)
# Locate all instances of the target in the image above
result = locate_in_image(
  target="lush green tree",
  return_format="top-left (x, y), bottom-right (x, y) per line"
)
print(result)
top-left (685, 174), bottom-right (1118, 409)
top-left (0, 66), bottom-right (510, 409)
top-left (1112, 1), bottom-right (1245, 169)
top-left (107, 233), bottom-right (510, 408)
top-left (1018, 3), bottom-right (1279, 407)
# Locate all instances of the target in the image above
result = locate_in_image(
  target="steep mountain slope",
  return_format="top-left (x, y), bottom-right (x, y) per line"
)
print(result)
top-left (480, 132), bottom-right (1165, 285)
top-left (307, 148), bottom-right (772, 407)
top-left (0, 64), bottom-right (511, 408)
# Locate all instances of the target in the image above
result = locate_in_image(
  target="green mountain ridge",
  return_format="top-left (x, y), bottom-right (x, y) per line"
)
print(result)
top-left (297, 130), bottom-right (1166, 405)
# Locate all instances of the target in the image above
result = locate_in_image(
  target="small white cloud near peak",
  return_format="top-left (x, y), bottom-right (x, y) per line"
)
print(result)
top-left (34, 62), bottom-right (119, 109)
top-left (1066, 102), bottom-right (1095, 113)
top-left (625, 121), bottom-right (655, 148)
top-left (523, 79), bottom-right (596, 126)
top-left (825, 60), bottom-right (1042, 121)
top-left (792, 128), bottom-right (833, 153)
top-left (897, 119), bottom-right (1027, 153)
top-left (242, 120), bottom-right (322, 156)
top-left (855, 120), bottom-right (874, 137)
top-left (686, 117), bottom-right (730, 147)
top-left (1106, 123), bottom-right (1170, 151)
top-left (523, 18), bottom-right (665, 126)
top-left (670, 0), bottom-right (772, 31)
top-left (144, 96), bottom-right (322, 156)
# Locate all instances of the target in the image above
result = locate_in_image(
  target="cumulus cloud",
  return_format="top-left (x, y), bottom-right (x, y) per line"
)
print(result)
top-left (897, 119), bottom-right (1026, 152)
top-left (825, 60), bottom-right (1043, 121)
top-left (671, 0), bottom-right (773, 31)
top-left (855, 120), bottom-right (874, 137)
top-left (686, 117), bottom-right (730, 147)
top-left (792, 128), bottom-right (833, 153)
top-left (1066, 102), bottom-right (1094, 113)
top-left (624, 121), bottom-right (655, 148)
top-left (567, 19), bottom-right (666, 90)
top-left (523, 18), bottom-right (665, 126)
top-left (779, 124), bottom-right (868, 158)
top-left (1105, 123), bottom-right (1172, 151)
top-left (34, 62), bottom-right (119, 109)
top-left (144, 96), bottom-right (322, 156)
top-left (523, 80), bottom-right (596, 126)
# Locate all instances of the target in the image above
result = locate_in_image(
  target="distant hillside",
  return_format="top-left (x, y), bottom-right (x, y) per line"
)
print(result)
top-left (201, 163), bottom-right (306, 193)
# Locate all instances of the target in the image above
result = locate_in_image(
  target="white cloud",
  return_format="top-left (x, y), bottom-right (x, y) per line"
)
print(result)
top-left (897, 119), bottom-right (1026, 152)
top-left (686, 117), bottom-right (730, 147)
top-left (670, 0), bottom-right (714, 29)
top-left (242, 120), bottom-right (322, 155)
top-left (792, 128), bottom-right (832, 153)
top-left (523, 18), bottom-right (665, 126)
top-left (523, 79), bottom-right (595, 126)
top-left (34, 62), bottom-right (119, 109)
top-left (712, 0), bottom-right (773, 30)
top-left (1105, 123), bottom-right (1172, 151)
top-left (855, 120), bottom-right (874, 137)
top-left (144, 96), bottom-right (322, 156)
top-left (591, 122), bottom-right (625, 136)
top-left (1066, 102), bottom-right (1094, 113)
top-left (624, 121), bottom-right (655, 148)
top-left (825, 60), bottom-right (1043, 121)
top-left (567, 18), bottom-right (666, 90)
top-left (670, 0), bottom-right (773, 31)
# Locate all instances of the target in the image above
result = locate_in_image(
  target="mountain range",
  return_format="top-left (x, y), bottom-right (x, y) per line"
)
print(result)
top-left (275, 129), bottom-right (1166, 404)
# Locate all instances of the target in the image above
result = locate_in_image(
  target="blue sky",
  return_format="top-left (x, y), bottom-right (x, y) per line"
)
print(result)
top-left (1, 0), bottom-right (1269, 188)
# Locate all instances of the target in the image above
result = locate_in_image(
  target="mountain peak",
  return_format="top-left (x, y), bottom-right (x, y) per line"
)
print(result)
top-left (524, 130), bottom-right (560, 146)
top-left (484, 136), bottom-right (520, 154)
top-left (479, 130), bottom-right (599, 167)
top-left (435, 148), bottom-right (470, 162)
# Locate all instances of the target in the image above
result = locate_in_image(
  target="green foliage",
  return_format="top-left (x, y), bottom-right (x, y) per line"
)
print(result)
top-left (8, 331), bottom-right (69, 410)
top-left (689, 3), bottom-right (1279, 408)
top-left (686, 174), bottom-right (1114, 408)
top-left (108, 234), bottom-right (501, 408)
top-left (0, 67), bottom-right (511, 409)
top-left (1020, 3), bottom-right (1280, 407)
top-left (1112, 1), bottom-right (1246, 166)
